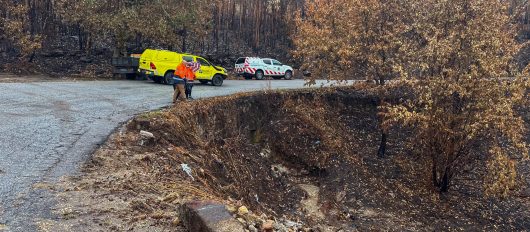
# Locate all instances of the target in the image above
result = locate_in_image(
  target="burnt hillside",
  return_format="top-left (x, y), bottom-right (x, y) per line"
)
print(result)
top-left (53, 87), bottom-right (530, 231)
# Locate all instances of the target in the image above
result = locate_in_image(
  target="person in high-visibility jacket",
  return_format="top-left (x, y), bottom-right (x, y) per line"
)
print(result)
top-left (184, 62), bottom-right (197, 99)
top-left (173, 61), bottom-right (188, 103)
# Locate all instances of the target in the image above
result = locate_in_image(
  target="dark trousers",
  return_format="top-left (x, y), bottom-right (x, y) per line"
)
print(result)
top-left (185, 81), bottom-right (194, 99)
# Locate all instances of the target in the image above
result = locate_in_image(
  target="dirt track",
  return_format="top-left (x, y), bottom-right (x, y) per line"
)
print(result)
top-left (0, 79), bottom-right (327, 231)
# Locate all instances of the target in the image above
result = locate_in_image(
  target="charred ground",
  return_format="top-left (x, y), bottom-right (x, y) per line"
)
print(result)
top-left (50, 87), bottom-right (530, 231)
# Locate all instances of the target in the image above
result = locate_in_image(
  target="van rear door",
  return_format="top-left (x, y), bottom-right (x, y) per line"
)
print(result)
top-left (235, 57), bottom-right (246, 74)
top-left (139, 49), bottom-right (157, 71)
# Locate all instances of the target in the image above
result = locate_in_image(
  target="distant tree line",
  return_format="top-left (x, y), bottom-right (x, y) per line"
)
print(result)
top-left (0, 0), bottom-right (305, 69)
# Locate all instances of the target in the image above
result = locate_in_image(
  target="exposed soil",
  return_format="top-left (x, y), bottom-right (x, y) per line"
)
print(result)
top-left (49, 87), bottom-right (530, 231)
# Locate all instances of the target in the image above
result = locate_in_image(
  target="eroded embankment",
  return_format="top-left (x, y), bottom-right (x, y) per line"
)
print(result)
top-left (122, 89), bottom-right (381, 221)
top-left (51, 87), bottom-right (530, 231)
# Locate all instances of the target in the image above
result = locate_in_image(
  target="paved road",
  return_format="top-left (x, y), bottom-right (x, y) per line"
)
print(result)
top-left (0, 79), bottom-right (332, 231)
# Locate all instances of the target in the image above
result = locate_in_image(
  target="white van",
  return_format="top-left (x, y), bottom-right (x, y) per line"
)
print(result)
top-left (234, 57), bottom-right (294, 80)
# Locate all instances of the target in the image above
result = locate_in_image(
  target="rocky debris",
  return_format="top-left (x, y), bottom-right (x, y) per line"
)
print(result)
top-left (283, 220), bottom-right (303, 229)
top-left (271, 164), bottom-right (290, 178)
top-left (181, 201), bottom-right (245, 232)
top-left (139, 130), bottom-right (155, 146)
top-left (262, 220), bottom-right (275, 231)
top-left (335, 191), bottom-right (346, 203)
top-left (274, 222), bottom-right (289, 232)
top-left (259, 147), bottom-right (272, 159)
top-left (172, 217), bottom-right (181, 226)
top-left (226, 205), bottom-right (237, 214)
top-left (181, 163), bottom-right (195, 181)
top-left (248, 224), bottom-right (258, 232)
top-left (236, 217), bottom-right (246, 224)
top-left (140, 130), bottom-right (154, 138)
top-left (237, 206), bottom-right (249, 216)
top-left (298, 184), bottom-right (325, 221)
top-left (224, 203), bottom-right (311, 232)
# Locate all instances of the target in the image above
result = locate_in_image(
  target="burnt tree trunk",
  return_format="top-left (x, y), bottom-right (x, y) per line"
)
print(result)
top-left (28, 51), bottom-right (35, 63)
top-left (181, 28), bottom-right (187, 53)
top-left (432, 159), bottom-right (451, 193)
top-left (377, 83), bottom-right (387, 158)
top-left (377, 131), bottom-right (387, 158)
top-left (439, 167), bottom-right (451, 192)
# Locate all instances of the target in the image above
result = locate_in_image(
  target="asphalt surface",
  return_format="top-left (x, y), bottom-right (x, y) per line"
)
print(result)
top-left (0, 79), bottom-right (331, 231)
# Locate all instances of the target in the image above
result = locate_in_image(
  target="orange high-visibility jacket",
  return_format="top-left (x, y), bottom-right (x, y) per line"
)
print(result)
top-left (174, 62), bottom-right (187, 78)
top-left (184, 66), bottom-right (196, 81)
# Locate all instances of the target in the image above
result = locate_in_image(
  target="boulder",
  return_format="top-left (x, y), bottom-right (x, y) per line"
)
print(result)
top-left (181, 201), bottom-right (245, 232)
top-left (139, 130), bottom-right (155, 146)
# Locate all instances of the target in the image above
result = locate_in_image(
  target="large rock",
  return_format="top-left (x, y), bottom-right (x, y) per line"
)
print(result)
top-left (181, 201), bottom-right (245, 232)
top-left (139, 130), bottom-right (155, 146)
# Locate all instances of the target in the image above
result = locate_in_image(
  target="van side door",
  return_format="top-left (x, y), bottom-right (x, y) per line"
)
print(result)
top-left (272, 59), bottom-right (283, 75)
top-left (262, 59), bottom-right (273, 76)
top-left (196, 57), bottom-right (214, 80)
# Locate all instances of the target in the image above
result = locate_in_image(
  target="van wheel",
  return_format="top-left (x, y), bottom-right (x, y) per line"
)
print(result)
top-left (212, 75), bottom-right (223, 86)
top-left (199, 80), bottom-right (209, 85)
top-left (164, 72), bottom-right (174, 85)
top-left (284, 71), bottom-right (293, 80)
top-left (255, 70), bottom-right (265, 80)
